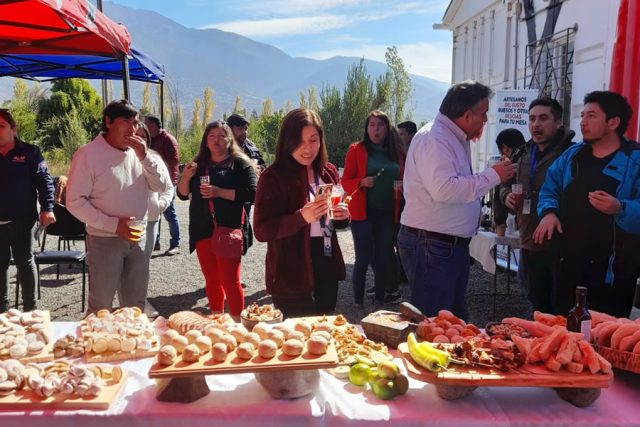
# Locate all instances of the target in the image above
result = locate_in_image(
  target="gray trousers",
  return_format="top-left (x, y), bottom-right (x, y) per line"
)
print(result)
top-left (86, 234), bottom-right (148, 313)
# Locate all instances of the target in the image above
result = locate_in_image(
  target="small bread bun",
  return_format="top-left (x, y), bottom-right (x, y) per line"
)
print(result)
top-left (258, 339), bottom-right (278, 359)
top-left (182, 344), bottom-right (200, 363)
top-left (171, 335), bottom-right (189, 353)
top-left (194, 335), bottom-right (212, 353)
top-left (158, 345), bottom-right (177, 365)
top-left (307, 335), bottom-right (328, 355)
top-left (287, 330), bottom-right (306, 342)
top-left (243, 332), bottom-right (261, 348)
top-left (311, 330), bottom-right (331, 342)
top-left (205, 328), bottom-right (225, 344)
top-left (211, 342), bottom-right (228, 362)
top-left (252, 323), bottom-right (271, 340)
top-left (219, 334), bottom-right (238, 351)
top-left (185, 329), bottom-right (202, 344)
top-left (236, 342), bottom-right (256, 360)
top-left (282, 339), bottom-right (304, 357)
top-left (313, 323), bottom-right (334, 334)
top-left (160, 329), bottom-right (180, 347)
top-left (229, 325), bottom-right (248, 343)
top-left (266, 329), bottom-right (285, 348)
top-left (294, 320), bottom-right (312, 337)
top-left (272, 323), bottom-right (293, 338)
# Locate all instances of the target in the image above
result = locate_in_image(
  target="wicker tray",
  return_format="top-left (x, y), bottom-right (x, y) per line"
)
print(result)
top-left (593, 345), bottom-right (640, 374)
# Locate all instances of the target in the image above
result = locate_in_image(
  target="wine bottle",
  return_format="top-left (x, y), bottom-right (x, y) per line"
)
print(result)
top-left (629, 279), bottom-right (640, 321)
top-left (566, 286), bottom-right (592, 341)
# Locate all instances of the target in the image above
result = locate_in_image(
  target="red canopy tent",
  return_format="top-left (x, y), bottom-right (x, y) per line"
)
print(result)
top-left (610, 0), bottom-right (640, 141)
top-left (0, 0), bottom-right (133, 97)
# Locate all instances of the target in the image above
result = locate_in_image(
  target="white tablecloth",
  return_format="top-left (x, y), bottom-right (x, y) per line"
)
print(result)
top-left (469, 230), bottom-right (521, 274)
top-left (1, 322), bottom-right (639, 427)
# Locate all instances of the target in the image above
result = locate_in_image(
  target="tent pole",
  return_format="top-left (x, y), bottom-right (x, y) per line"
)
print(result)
top-left (96, 0), bottom-right (108, 107)
top-left (121, 52), bottom-right (130, 100)
top-left (160, 82), bottom-right (165, 125)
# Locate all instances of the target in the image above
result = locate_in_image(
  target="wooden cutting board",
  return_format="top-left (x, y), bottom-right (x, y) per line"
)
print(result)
top-left (79, 314), bottom-right (159, 362)
top-left (0, 311), bottom-right (54, 364)
top-left (149, 342), bottom-right (338, 379)
top-left (0, 371), bottom-right (127, 411)
top-left (398, 342), bottom-right (613, 388)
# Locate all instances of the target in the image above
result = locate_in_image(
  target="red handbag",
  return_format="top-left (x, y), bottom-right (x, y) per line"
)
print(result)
top-left (208, 192), bottom-right (244, 259)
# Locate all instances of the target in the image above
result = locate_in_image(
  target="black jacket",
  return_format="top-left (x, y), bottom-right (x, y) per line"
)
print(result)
top-left (177, 157), bottom-right (257, 253)
top-left (0, 139), bottom-right (54, 222)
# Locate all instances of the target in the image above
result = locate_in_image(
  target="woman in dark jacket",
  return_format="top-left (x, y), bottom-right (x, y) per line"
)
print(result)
top-left (177, 121), bottom-right (257, 320)
top-left (253, 109), bottom-right (350, 318)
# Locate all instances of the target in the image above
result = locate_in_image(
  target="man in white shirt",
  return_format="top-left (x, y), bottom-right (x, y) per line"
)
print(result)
top-left (398, 81), bottom-right (516, 320)
top-left (67, 100), bottom-right (171, 313)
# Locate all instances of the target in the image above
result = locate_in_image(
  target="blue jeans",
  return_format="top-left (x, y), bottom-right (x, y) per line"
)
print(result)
top-left (397, 225), bottom-right (470, 320)
top-left (158, 187), bottom-right (180, 248)
top-left (350, 208), bottom-right (395, 304)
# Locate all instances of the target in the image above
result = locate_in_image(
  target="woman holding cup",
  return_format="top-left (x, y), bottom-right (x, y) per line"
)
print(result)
top-left (253, 108), bottom-right (350, 317)
top-left (341, 110), bottom-right (404, 308)
top-left (177, 121), bottom-right (257, 320)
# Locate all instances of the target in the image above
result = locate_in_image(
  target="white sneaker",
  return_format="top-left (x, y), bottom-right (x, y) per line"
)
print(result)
top-left (165, 246), bottom-right (180, 256)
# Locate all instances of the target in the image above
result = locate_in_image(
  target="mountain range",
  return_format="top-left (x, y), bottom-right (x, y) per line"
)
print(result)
top-left (1, 2), bottom-right (450, 123)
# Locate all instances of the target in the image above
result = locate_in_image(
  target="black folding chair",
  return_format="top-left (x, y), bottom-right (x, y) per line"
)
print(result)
top-left (33, 203), bottom-right (88, 311)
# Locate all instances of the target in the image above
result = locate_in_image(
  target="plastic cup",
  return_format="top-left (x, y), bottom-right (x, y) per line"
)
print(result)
top-left (200, 175), bottom-right (210, 185)
top-left (511, 183), bottom-right (523, 210)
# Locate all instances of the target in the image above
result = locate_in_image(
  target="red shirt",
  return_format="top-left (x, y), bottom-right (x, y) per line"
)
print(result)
top-left (150, 129), bottom-right (179, 184)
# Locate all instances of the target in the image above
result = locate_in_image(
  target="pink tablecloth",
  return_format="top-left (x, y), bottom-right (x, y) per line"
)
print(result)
top-left (1, 322), bottom-right (639, 427)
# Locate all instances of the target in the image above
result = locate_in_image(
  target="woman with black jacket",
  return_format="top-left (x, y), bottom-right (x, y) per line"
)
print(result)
top-left (177, 121), bottom-right (257, 320)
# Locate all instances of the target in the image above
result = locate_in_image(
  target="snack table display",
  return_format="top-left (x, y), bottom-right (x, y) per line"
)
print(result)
top-left (0, 321), bottom-right (639, 426)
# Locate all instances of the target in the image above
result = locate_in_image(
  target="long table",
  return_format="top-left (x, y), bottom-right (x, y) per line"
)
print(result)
top-left (1, 322), bottom-right (639, 426)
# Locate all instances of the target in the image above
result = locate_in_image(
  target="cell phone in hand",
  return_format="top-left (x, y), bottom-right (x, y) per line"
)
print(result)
top-left (316, 184), bottom-right (333, 200)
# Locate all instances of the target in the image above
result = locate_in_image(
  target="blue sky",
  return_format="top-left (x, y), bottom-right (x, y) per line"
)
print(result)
top-left (106, 0), bottom-right (453, 82)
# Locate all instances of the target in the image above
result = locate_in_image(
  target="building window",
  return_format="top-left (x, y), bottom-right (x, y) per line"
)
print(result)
top-left (525, 27), bottom-right (576, 127)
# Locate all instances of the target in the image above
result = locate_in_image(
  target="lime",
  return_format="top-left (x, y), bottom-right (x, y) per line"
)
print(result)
top-left (377, 360), bottom-right (399, 379)
top-left (355, 354), bottom-right (375, 367)
top-left (349, 363), bottom-right (372, 386)
top-left (392, 373), bottom-right (409, 395)
top-left (367, 367), bottom-right (379, 385)
top-left (332, 366), bottom-right (351, 379)
top-left (372, 378), bottom-right (397, 400)
top-left (370, 350), bottom-right (393, 364)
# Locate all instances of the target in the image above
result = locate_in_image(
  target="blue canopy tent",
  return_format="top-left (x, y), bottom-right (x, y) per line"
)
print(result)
top-left (0, 47), bottom-right (164, 83)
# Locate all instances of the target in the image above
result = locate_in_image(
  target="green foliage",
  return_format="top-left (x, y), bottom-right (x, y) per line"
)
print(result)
top-left (40, 111), bottom-right (88, 165)
top-left (247, 108), bottom-right (284, 164)
top-left (385, 46), bottom-right (413, 124)
top-left (2, 80), bottom-right (41, 143)
top-left (317, 59), bottom-right (392, 167)
top-left (36, 79), bottom-right (102, 149)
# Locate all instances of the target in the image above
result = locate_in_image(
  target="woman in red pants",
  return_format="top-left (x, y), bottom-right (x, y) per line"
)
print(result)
top-left (177, 121), bottom-right (257, 320)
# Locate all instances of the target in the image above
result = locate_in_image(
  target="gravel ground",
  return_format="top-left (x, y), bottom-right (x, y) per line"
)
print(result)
top-left (8, 199), bottom-right (531, 326)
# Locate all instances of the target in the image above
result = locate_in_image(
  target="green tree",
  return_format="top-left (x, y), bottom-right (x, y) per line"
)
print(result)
top-left (140, 83), bottom-right (152, 116)
top-left (191, 98), bottom-right (202, 131)
top-left (385, 46), bottom-right (413, 124)
top-left (298, 91), bottom-right (307, 109)
top-left (307, 87), bottom-right (320, 113)
top-left (41, 110), bottom-right (88, 165)
top-left (202, 87), bottom-right (215, 125)
top-left (37, 79), bottom-right (102, 149)
top-left (261, 98), bottom-right (274, 117)
top-left (232, 96), bottom-right (245, 116)
top-left (2, 80), bottom-right (43, 143)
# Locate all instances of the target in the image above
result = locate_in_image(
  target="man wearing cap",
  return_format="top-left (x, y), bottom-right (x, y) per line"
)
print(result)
top-left (227, 114), bottom-right (266, 171)
top-left (144, 115), bottom-right (181, 256)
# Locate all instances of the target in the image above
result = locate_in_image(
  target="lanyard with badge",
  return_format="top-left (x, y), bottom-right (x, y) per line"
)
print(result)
top-left (522, 148), bottom-right (536, 215)
top-left (309, 171), bottom-right (333, 257)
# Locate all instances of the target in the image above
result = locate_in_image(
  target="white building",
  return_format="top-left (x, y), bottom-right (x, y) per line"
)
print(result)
top-left (437, 0), bottom-right (622, 170)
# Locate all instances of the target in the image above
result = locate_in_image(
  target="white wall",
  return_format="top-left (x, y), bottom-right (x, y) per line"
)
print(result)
top-left (442, 0), bottom-right (621, 169)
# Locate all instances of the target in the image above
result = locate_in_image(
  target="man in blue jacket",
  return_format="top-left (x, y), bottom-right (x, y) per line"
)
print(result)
top-left (0, 109), bottom-right (56, 312)
top-left (534, 91), bottom-right (640, 317)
